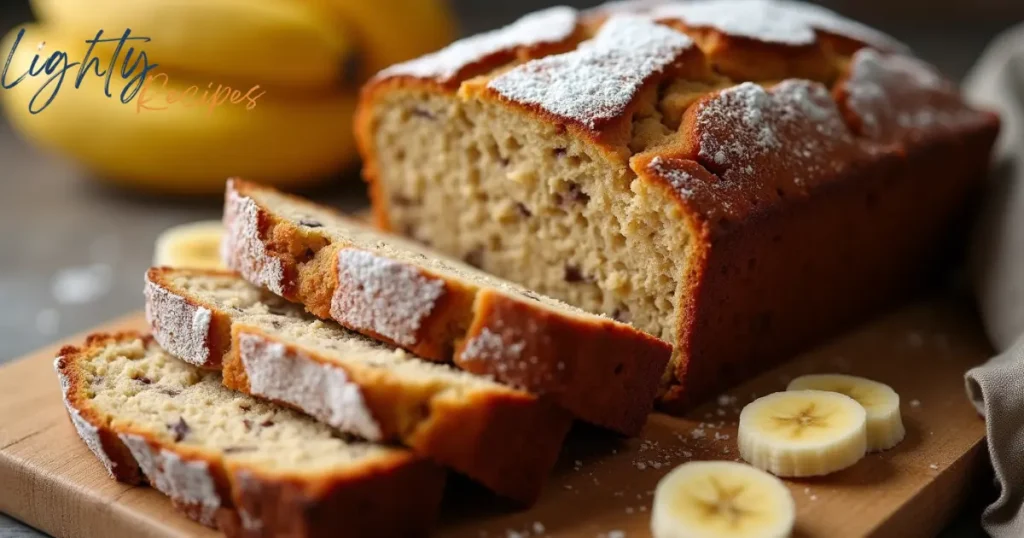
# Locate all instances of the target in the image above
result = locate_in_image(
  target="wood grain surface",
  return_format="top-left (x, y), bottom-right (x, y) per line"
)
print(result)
top-left (0, 299), bottom-right (991, 538)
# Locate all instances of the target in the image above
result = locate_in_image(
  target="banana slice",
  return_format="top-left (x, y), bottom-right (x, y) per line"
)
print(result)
top-left (153, 221), bottom-right (226, 269)
top-left (787, 374), bottom-right (905, 452)
top-left (738, 390), bottom-right (867, 477)
top-left (651, 460), bottom-right (795, 538)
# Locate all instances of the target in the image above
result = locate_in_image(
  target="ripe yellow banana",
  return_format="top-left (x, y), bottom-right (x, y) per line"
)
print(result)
top-left (787, 374), bottom-right (905, 452)
top-left (31, 0), bottom-right (355, 88)
top-left (1, 25), bottom-right (358, 194)
top-left (154, 221), bottom-right (226, 269)
top-left (310, 0), bottom-right (456, 78)
top-left (652, 461), bottom-right (796, 538)
top-left (738, 390), bottom-right (867, 477)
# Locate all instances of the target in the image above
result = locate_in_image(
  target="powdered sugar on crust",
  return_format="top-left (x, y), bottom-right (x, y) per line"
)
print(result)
top-left (696, 80), bottom-right (854, 186)
top-left (488, 15), bottom-right (695, 130)
top-left (842, 48), bottom-right (983, 143)
top-left (378, 6), bottom-right (578, 83)
top-left (145, 279), bottom-right (213, 367)
top-left (647, 156), bottom-right (698, 199)
top-left (643, 0), bottom-right (907, 52)
top-left (651, 0), bottom-right (815, 45)
top-left (238, 332), bottom-right (384, 441)
top-left (233, 471), bottom-right (265, 533)
top-left (120, 434), bottom-right (221, 527)
top-left (461, 328), bottom-right (527, 364)
top-left (223, 181), bottom-right (285, 296)
top-left (647, 80), bottom-right (867, 222)
top-left (55, 357), bottom-right (117, 477)
top-left (331, 249), bottom-right (445, 348)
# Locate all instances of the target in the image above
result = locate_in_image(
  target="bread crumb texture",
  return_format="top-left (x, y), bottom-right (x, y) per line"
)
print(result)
top-left (73, 336), bottom-right (397, 472)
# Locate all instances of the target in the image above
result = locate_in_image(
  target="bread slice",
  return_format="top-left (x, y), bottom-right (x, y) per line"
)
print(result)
top-left (145, 267), bottom-right (571, 504)
top-left (221, 178), bottom-right (671, 436)
top-left (55, 332), bottom-right (444, 537)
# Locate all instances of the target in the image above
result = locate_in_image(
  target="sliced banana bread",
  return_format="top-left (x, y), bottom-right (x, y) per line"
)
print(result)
top-left (356, 2), bottom-right (1000, 411)
top-left (145, 267), bottom-right (571, 504)
top-left (221, 178), bottom-right (671, 436)
top-left (56, 332), bottom-right (443, 537)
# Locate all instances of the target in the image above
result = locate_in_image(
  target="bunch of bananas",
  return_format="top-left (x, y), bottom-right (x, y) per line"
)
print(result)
top-left (0, 0), bottom-right (454, 194)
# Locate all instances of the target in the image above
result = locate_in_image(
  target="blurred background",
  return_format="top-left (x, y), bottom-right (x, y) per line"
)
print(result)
top-left (0, 0), bottom-right (1021, 535)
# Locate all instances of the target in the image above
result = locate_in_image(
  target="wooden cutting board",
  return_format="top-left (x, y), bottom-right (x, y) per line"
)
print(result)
top-left (0, 298), bottom-right (992, 538)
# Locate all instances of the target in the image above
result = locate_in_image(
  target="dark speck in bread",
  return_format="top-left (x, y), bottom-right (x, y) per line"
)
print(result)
top-left (411, 107), bottom-right (436, 120)
top-left (463, 247), bottom-right (484, 269)
top-left (564, 264), bottom-right (591, 283)
top-left (170, 417), bottom-right (191, 442)
top-left (563, 182), bottom-right (589, 205)
top-left (392, 194), bottom-right (416, 207)
top-left (299, 218), bottom-right (323, 228)
top-left (612, 308), bottom-right (631, 324)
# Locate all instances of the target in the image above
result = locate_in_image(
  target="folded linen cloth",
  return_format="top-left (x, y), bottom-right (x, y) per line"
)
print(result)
top-left (964, 22), bottom-right (1024, 538)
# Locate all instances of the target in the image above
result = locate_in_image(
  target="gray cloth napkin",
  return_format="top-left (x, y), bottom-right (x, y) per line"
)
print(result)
top-left (964, 22), bottom-right (1024, 538)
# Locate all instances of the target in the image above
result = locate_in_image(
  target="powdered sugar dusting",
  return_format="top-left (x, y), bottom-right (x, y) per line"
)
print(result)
top-left (696, 80), bottom-right (853, 185)
top-left (461, 327), bottom-right (527, 363)
top-left (331, 249), bottom-right (445, 347)
top-left (223, 181), bottom-right (285, 296)
top-left (120, 434), bottom-right (221, 527)
top-left (238, 332), bottom-right (384, 441)
top-left (843, 48), bottom-right (982, 142)
top-left (645, 0), bottom-right (907, 51)
top-left (651, 0), bottom-right (815, 45)
top-left (488, 15), bottom-right (694, 130)
top-left (379, 6), bottom-right (578, 82)
top-left (647, 156), bottom-right (697, 199)
top-left (646, 79), bottom-right (863, 219)
top-left (145, 279), bottom-right (213, 367)
top-left (55, 357), bottom-right (118, 477)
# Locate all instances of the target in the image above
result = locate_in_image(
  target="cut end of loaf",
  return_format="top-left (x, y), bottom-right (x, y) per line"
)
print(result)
top-left (358, 1), bottom-right (999, 410)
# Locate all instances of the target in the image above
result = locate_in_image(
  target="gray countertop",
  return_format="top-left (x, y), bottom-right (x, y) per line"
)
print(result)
top-left (0, 1), bottom-right (1011, 535)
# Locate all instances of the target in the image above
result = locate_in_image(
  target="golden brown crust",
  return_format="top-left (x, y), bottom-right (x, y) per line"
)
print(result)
top-left (456, 290), bottom-right (670, 435)
top-left (221, 456), bottom-right (443, 538)
top-left (223, 179), bottom-right (671, 436)
top-left (147, 267), bottom-right (573, 504)
top-left (648, 116), bottom-right (1000, 412)
top-left (406, 388), bottom-right (571, 504)
top-left (57, 331), bottom-right (445, 537)
top-left (55, 338), bottom-right (147, 485)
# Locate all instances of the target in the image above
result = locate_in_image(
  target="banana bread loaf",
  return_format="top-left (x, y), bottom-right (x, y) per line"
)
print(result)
top-left (145, 267), bottom-right (571, 504)
top-left (356, 0), bottom-right (1000, 411)
top-left (55, 332), bottom-right (444, 537)
top-left (221, 178), bottom-right (671, 436)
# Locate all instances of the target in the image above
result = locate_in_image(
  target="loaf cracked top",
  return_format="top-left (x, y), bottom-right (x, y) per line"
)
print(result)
top-left (363, 0), bottom-right (997, 232)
